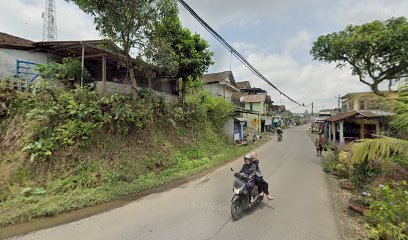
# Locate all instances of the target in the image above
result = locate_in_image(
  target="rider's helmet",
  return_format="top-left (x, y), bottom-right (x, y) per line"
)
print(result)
top-left (244, 154), bottom-right (252, 165)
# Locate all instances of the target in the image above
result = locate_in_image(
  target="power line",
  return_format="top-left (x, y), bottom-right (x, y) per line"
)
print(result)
top-left (177, 0), bottom-right (304, 106)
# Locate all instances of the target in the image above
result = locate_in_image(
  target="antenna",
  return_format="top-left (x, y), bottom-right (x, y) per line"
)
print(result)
top-left (42, 0), bottom-right (57, 41)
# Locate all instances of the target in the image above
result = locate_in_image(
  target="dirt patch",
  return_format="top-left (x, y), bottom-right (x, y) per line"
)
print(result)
top-left (326, 174), bottom-right (368, 240)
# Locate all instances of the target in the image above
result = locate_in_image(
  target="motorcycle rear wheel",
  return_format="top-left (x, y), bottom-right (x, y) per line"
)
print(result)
top-left (231, 200), bottom-right (243, 220)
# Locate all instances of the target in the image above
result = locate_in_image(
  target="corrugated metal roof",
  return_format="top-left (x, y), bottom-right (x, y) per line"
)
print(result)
top-left (240, 94), bottom-right (268, 103)
top-left (234, 117), bottom-right (247, 122)
top-left (236, 81), bottom-right (251, 89)
top-left (357, 110), bottom-right (395, 118)
top-left (325, 111), bottom-right (358, 122)
top-left (326, 110), bottom-right (395, 122)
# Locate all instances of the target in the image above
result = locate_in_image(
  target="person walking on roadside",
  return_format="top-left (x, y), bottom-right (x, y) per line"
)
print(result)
top-left (315, 133), bottom-right (324, 156)
top-left (250, 152), bottom-right (274, 200)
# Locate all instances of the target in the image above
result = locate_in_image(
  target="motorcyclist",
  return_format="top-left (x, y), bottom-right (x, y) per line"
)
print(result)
top-left (277, 127), bottom-right (283, 140)
top-left (239, 154), bottom-right (257, 202)
top-left (250, 152), bottom-right (274, 200)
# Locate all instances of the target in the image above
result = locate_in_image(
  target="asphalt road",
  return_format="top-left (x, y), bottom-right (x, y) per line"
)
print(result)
top-left (12, 126), bottom-right (342, 240)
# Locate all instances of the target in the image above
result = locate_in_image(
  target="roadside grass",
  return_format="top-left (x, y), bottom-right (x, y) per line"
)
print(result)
top-left (0, 134), bottom-right (262, 226)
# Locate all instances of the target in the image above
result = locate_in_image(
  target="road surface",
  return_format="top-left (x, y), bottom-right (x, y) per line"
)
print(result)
top-left (12, 127), bottom-right (342, 240)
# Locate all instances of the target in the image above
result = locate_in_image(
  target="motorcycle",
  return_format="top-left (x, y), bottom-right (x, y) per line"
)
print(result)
top-left (231, 169), bottom-right (263, 220)
top-left (277, 133), bottom-right (283, 141)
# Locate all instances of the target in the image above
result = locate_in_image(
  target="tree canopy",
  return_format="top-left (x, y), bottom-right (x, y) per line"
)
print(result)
top-left (156, 15), bottom-right (214, 102)
top-left (310, 17), bottom-right (408, 95)
top-left (67, 0), bottom-right (178, 99)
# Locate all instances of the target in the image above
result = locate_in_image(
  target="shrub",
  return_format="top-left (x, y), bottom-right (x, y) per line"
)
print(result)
top-left (365, 181), bottom-right (408, 240)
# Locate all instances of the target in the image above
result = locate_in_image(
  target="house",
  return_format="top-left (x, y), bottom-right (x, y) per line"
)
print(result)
top-left (202, 71), bottom-right (240, 102)
top-left (341, 90), bottom-right (398, 112)
top-left (325, 91), bottom-right (397, 148)
top-left (240, 94), bottom-right (273, 133)
top-left (0, 32), bottom-right (179, 101)
top-left (202, 71), bottom-right (248, 142)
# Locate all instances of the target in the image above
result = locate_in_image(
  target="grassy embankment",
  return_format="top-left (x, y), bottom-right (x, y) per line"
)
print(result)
top-left (0, 85), bottom-right (261, 226)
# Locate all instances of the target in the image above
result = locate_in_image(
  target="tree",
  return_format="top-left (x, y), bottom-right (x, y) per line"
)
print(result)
top-left (68, 0), bottom-right (178, 99)
top-left (310, 17), bottom-right (408, 95)
top-left (156, 15), bottom-right (213, 103)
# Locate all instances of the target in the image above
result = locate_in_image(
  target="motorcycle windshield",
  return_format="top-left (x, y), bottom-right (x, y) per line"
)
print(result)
top-left (234, 178), bottom-right (246, 189)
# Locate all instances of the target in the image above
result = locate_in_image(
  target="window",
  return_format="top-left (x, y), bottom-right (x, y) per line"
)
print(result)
top-left (348, 101), bottom-right (353, 111)
top-left (359, 99), bottom-right (366, 110)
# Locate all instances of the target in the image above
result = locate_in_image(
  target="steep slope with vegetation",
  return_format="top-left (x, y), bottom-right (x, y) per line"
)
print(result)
top-left (0, 81), bottom-right (251, 226)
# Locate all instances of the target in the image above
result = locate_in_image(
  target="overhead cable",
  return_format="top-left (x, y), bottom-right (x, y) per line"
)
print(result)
top-left (178, 0), bottom-right (304, 106)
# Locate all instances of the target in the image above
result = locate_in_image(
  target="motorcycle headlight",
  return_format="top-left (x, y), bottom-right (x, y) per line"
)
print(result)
top-left (234, 186), bottom-right (244, 194)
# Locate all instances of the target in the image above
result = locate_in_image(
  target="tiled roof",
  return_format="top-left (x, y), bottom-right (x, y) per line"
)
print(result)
top-left (236, 81), bottom-right (251, 89)
top-left (203, 71), bottom-right (233, 83)
top-left (0, 32), bottom-right (34, 49)
top-left (240, 94), bottom-right (268, 103)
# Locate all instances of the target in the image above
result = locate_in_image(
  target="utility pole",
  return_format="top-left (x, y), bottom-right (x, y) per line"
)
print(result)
top-left (311, 102), bottom-right (314, 120)
top-left (335, 94), bottom-right (341, 110)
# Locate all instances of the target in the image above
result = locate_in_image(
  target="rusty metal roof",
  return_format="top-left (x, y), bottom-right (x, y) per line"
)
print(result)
top-left (325, 111), bottom-right (358, 122)
top-left (0, 32), bottom-right (34, 49)
top-left (235, 81), bottom-right (251, 89)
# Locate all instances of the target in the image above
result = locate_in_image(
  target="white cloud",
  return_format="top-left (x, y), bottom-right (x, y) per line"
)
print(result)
top-left (227, 46), bottom-right (370, 111)
top-left (333, 0), bottom-right (408, 26)
top-left (284, 30), bottom-right (311, 55)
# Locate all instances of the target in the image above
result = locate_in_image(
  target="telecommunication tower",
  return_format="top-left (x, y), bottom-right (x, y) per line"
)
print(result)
top-left (42, 0), bottom-right (57, 41)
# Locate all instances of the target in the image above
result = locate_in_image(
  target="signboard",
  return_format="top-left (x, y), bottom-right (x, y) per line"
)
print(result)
top-left (251, 118), bottom-right (259, 126)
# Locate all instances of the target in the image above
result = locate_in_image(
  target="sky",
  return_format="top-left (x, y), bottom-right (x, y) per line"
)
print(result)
top-left (1, 0), bottom-right (407, 112)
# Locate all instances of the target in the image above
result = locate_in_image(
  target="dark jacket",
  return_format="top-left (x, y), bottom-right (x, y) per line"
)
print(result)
top-left (239, 162), bottom-right (256, 180)
top-left (252, 159), bottom-right (263, 177)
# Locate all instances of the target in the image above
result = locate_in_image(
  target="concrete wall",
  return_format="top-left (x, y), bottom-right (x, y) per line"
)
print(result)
top-left (204, 83), bottom-right (235, 101)
top-left (223, 118), bottom-right (235, 142)
top-left (345, 92), bottom-right (399, 111)
top-left (244, 102), bottom-right (264, 113)
top-left (0, 49), bottom-right (50, 79)
top-left (95, 81), bottom-right (178, 103)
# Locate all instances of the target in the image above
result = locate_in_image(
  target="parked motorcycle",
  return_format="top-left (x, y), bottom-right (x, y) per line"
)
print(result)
top-left (231, 169), bottom-right (263, 220)
top-left (277, 133), bottom-right (283, 141)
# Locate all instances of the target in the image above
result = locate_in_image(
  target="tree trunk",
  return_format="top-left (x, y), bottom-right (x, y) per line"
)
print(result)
top-left (180, 78), bottom-right (187, 105)
top-left (126, 57), bottom-right (138, 100)
top-left (371, 84), bottom-right (384, 97)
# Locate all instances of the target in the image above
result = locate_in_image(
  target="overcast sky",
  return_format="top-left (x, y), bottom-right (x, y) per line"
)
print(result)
top-left (1, 0), bottom-right (407, 112)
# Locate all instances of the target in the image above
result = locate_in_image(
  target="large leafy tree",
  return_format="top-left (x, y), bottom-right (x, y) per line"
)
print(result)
top-left (310, 17), bottom-right (408, 95)
top-left (67, 0), bottom-right (178, 99)
top-left (156, 15), bottom-right (214, 103)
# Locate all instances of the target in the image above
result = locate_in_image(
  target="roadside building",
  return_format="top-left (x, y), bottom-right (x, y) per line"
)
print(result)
top-left (326, 90), bottom-right (397, 148)
top-left (0, 32), bottom-right (179, 101)
top-left (202, 71), bottom-right (240, 102)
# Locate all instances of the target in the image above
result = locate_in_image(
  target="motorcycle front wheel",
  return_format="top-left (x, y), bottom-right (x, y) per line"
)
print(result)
top-left (231, 199), bottom-right (243, 220)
